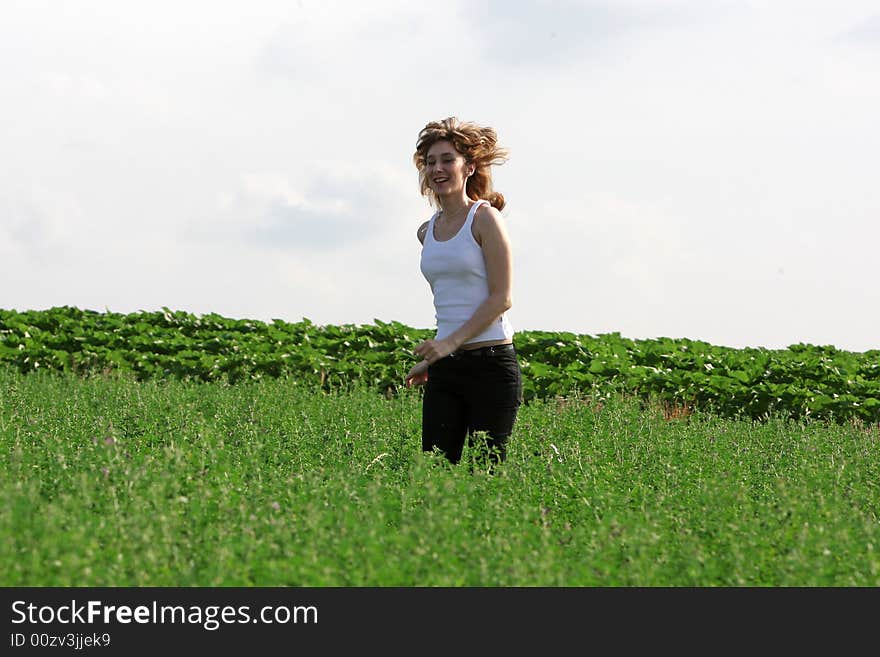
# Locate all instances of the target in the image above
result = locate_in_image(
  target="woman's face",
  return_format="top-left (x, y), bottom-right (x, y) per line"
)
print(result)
top-left (425, 140), bottom-right (471, 197)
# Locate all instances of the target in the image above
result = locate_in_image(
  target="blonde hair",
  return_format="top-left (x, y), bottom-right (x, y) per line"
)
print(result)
top-left (413, 117), bottom-right (510, 210)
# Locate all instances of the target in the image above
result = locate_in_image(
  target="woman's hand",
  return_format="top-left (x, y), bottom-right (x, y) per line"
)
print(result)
top-left (414, 338), bottom-right (455, 365)
top-left (405, 360), bottom-right (430, 387)
top-left (407, 339), bottom-right (455, 387)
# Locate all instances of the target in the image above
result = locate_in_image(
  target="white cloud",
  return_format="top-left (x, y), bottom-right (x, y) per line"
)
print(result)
top-left (186, 163), bottom-right (422, 250)
top-left (837, 13), bottom-right (880, 44)
top-left (478, 0), bottom-right (708, 70)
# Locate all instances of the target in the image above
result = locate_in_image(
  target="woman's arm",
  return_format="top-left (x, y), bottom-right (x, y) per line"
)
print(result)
top-left (414, 204), bottom-right (513, 363)
top-left (406, 220), bottom-right (432, 386)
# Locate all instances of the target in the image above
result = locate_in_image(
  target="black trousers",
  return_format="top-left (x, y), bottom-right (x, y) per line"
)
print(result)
top-left (422, 344), bottom-right (523, 465)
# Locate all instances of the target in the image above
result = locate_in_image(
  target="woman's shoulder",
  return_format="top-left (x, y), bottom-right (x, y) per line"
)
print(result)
top-left (472, 201), bottom-right (504, 231)
top-left (417, 220), bottom-right (430, 244)
top-left (471, 201), bottom-right (508, 246)
top-left (418, 209), bottom-right (441, 244)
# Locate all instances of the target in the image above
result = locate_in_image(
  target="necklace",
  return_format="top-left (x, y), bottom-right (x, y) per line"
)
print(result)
top-left (438, 202), bottom-right (471, 225)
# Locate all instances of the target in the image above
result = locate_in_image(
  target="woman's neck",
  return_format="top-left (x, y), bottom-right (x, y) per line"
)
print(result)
top-left (437, 192), bottom-right (472, 217)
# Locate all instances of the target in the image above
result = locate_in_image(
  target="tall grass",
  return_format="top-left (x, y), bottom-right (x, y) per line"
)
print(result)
top-left (1, 365), bottom-right (878, 586)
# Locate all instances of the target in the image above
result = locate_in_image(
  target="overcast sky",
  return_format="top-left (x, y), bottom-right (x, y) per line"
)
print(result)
top-left (2, 0), bottom-right (878, 352)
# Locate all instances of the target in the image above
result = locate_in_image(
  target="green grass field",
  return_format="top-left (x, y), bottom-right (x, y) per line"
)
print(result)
top-left (2, 365), bottom-right (878, 586)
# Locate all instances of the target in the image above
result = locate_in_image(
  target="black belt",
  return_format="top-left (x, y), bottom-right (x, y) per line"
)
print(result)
top-left (449, 343), bottom-right (514, 358)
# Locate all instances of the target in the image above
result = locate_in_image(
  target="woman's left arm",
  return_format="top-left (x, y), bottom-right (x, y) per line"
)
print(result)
top-left (414, 205), bottom-right (513, 363)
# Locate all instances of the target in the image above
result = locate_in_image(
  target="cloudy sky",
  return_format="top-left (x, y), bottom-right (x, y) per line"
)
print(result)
top-left (2, 0), bottom-right (878, 352)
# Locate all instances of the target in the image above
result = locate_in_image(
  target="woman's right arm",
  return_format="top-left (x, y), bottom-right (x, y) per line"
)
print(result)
top-left (406, 220), bottom-right (431, 386)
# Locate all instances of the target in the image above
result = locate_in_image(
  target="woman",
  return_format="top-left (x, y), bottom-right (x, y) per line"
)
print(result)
top-left (404, 117), bottom-right (523, 467)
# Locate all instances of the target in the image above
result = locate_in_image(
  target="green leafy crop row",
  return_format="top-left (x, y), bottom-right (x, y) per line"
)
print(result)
top-left (1, 306), bottom-right (878, 423)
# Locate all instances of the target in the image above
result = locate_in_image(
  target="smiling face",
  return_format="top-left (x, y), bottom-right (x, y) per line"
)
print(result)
top-left (425, 140), bottom-right (473, 198)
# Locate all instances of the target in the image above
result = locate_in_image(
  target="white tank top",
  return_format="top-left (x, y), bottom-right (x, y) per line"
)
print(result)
top-left (419, 200), bottom-right (515, 344)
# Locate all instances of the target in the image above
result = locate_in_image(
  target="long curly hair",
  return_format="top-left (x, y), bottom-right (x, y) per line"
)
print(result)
top-left (413, 117), bottom-right (510, 210)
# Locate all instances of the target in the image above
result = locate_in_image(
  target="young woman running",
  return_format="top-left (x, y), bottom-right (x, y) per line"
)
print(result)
top-left (405, 117), bottom-right (523, 466)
